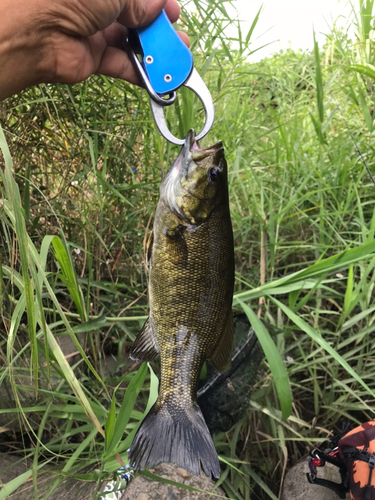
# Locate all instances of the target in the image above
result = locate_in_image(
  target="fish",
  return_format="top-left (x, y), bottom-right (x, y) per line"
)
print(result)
top-left (128, 129), bottom-right (234, 479)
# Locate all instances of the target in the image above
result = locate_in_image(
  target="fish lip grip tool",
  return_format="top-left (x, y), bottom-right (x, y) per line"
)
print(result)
top-left (126, 10), bottom-right (214, 146)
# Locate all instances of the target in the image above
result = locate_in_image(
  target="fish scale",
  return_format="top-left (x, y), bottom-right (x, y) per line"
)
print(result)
top-left (129, 130), bottom-right (234, 479)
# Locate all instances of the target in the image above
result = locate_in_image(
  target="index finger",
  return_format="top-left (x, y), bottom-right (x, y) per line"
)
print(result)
top-left (117, 0), bottom-right (181, 29)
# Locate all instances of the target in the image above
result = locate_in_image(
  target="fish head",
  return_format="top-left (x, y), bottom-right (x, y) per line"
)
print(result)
top-left (161, 129), bottom-right (227, 226)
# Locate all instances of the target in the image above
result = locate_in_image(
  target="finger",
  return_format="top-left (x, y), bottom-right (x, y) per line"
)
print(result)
top-left (101, 22), bottom-right (128, 48)
top-left (164, 0), bottom-right (181, 24)
top-left (95, 46), bottom-right (142, 86)
top-left (118, 0), bottom-right (181, 29)
top-left (102, 21), bottom-right (189, 51)
top-left (177, 31), bottom-right (190, 48)
top-left (118, 0), bottom-right (166, 28)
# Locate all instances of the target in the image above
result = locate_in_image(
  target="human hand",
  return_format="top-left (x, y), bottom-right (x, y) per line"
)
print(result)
top-left (0, 0), bottom-right (189, 100)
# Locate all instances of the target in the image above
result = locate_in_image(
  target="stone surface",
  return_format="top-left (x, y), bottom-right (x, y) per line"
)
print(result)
top-left (281, 459), bottom-right (349, 500)
top-left (0, 453), bottom-right (96, 499)
top-left (121, 463), bottom-right (227, 500)
top-left (0, 376), bottom-right (39, 431)
top-left (0, 454), bottom-right (227, 500)
top-left (55, 331), bottom-right (85, 366)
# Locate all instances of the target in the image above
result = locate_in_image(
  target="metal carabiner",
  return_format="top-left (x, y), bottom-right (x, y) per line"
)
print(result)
top-left (126, 10), bottom-right (214, 145)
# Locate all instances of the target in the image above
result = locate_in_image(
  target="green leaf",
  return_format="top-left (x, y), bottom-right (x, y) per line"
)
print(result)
top-left (0, 470), bottom-right (33, 499)
top-left (44, 323), bottom-right (106, 437)
top-left (237, 300), bottom-right (292, 420)
top-left (104, 363), bottom-right (148, 458)
top-left (144, 363), bottom-right (159, 415)
top-left (270, 297), bottom-right (375, 398)
top-left (0, 124), bottom-right (38, 388)
top-left (248, 468), bottom-right (278, 500)
top-left (0, 460), bottom-right (53, 500)
top-left (345, 63), bottom-right (375, 79)
top-left (234, 240), bottom-right (375, 303)
top-left (313, 31), bottom-right (324, 124)
top-left (245, 5), bottom-right (262, 46)
top-left (105, 386), bottom-right (119, 449)
top-left (310, 112), bottom-right (327, 145)
top-left (52, 235), bottom-right (86, 321)
top-left (357, 82), bottom-right (374, 131)
top-left (72, 316), bottom-right (108, 334)
top-left (23, 162), bottom-right (30, 221)
top-left (344, 264), bottom-right (354, 316)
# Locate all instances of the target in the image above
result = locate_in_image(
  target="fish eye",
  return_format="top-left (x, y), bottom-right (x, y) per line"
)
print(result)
top-left (208, 167), bottom-right (220, 182)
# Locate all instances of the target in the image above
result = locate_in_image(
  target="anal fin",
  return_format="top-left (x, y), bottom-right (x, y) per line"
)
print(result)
top-left (130, 317), bottom-right (160, 362)
top-left (208, 311), bottom-right (234, 373)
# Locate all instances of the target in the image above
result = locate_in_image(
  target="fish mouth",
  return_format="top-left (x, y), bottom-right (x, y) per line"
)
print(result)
top-left (183, 129), bottom-right (224, 162)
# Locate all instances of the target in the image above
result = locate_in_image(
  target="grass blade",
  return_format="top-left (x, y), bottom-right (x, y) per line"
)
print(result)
top-left (237, 299), bottom-right (292, 420)
top-left (0, 124), bottom-right (38, 388)
top-left (270, 297), bottom-right (375, 398)
top-left (52, 235), bottom-right (86, 321)
top-left (104, 363), bottom-right (148, 458)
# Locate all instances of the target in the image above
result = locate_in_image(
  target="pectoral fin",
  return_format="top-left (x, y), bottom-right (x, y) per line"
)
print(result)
top-left (130, 317), bottom-right (160, 362)
top-left (208, 311), bottom-right (234, 373)
top-left (146, 230), bottom-right (154, 265)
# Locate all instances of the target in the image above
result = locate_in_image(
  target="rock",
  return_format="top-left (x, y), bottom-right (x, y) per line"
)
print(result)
top-left (0, 453), bottom-right (96, 499)
top-left (176, 467), bottom-right (191, 479)
top-left (55, 332), bottom-right (85, 366)
top-left (0, 376), bottom-right (40, 431)
top-left (281, 459), bottom-right (349, 499)
top-left (121, 463), bottom-right (227, 500)
top-left (0, 454), bottom-right (226, 500)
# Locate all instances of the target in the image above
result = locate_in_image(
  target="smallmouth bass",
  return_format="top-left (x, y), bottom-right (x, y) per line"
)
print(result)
top-left (129, 130), bottom-right (234, 479)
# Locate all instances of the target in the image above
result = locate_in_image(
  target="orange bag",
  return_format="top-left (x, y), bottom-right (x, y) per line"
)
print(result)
top-left (339, 420), bottom-right (375, 500)
top-left (307, 420), bottom-right (375, 499)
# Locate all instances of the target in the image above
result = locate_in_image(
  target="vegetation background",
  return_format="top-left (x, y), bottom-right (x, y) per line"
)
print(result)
top-left (1, 0), bottom-right (375, 498)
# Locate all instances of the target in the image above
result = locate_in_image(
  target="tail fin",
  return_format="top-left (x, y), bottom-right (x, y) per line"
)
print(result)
top-left (128, 400), bottom-right (220, 479)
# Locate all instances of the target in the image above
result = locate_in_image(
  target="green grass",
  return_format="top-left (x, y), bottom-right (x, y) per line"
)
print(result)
top-left (1, 0), bottom-right (375, 498)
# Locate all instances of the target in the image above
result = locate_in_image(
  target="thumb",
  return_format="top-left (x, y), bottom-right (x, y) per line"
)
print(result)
top-left (117, 0), bottom-right (180, 29)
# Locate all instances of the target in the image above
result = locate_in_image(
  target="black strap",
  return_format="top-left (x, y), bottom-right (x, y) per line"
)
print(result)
top-left (306, 473), bottom-right (348, 499)
top-left (307, 447), bottom-right (349, 498)
top-left (341, 446), bottom-right (375, 463)
top-left (365, 455), bottom-right (375, 500)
